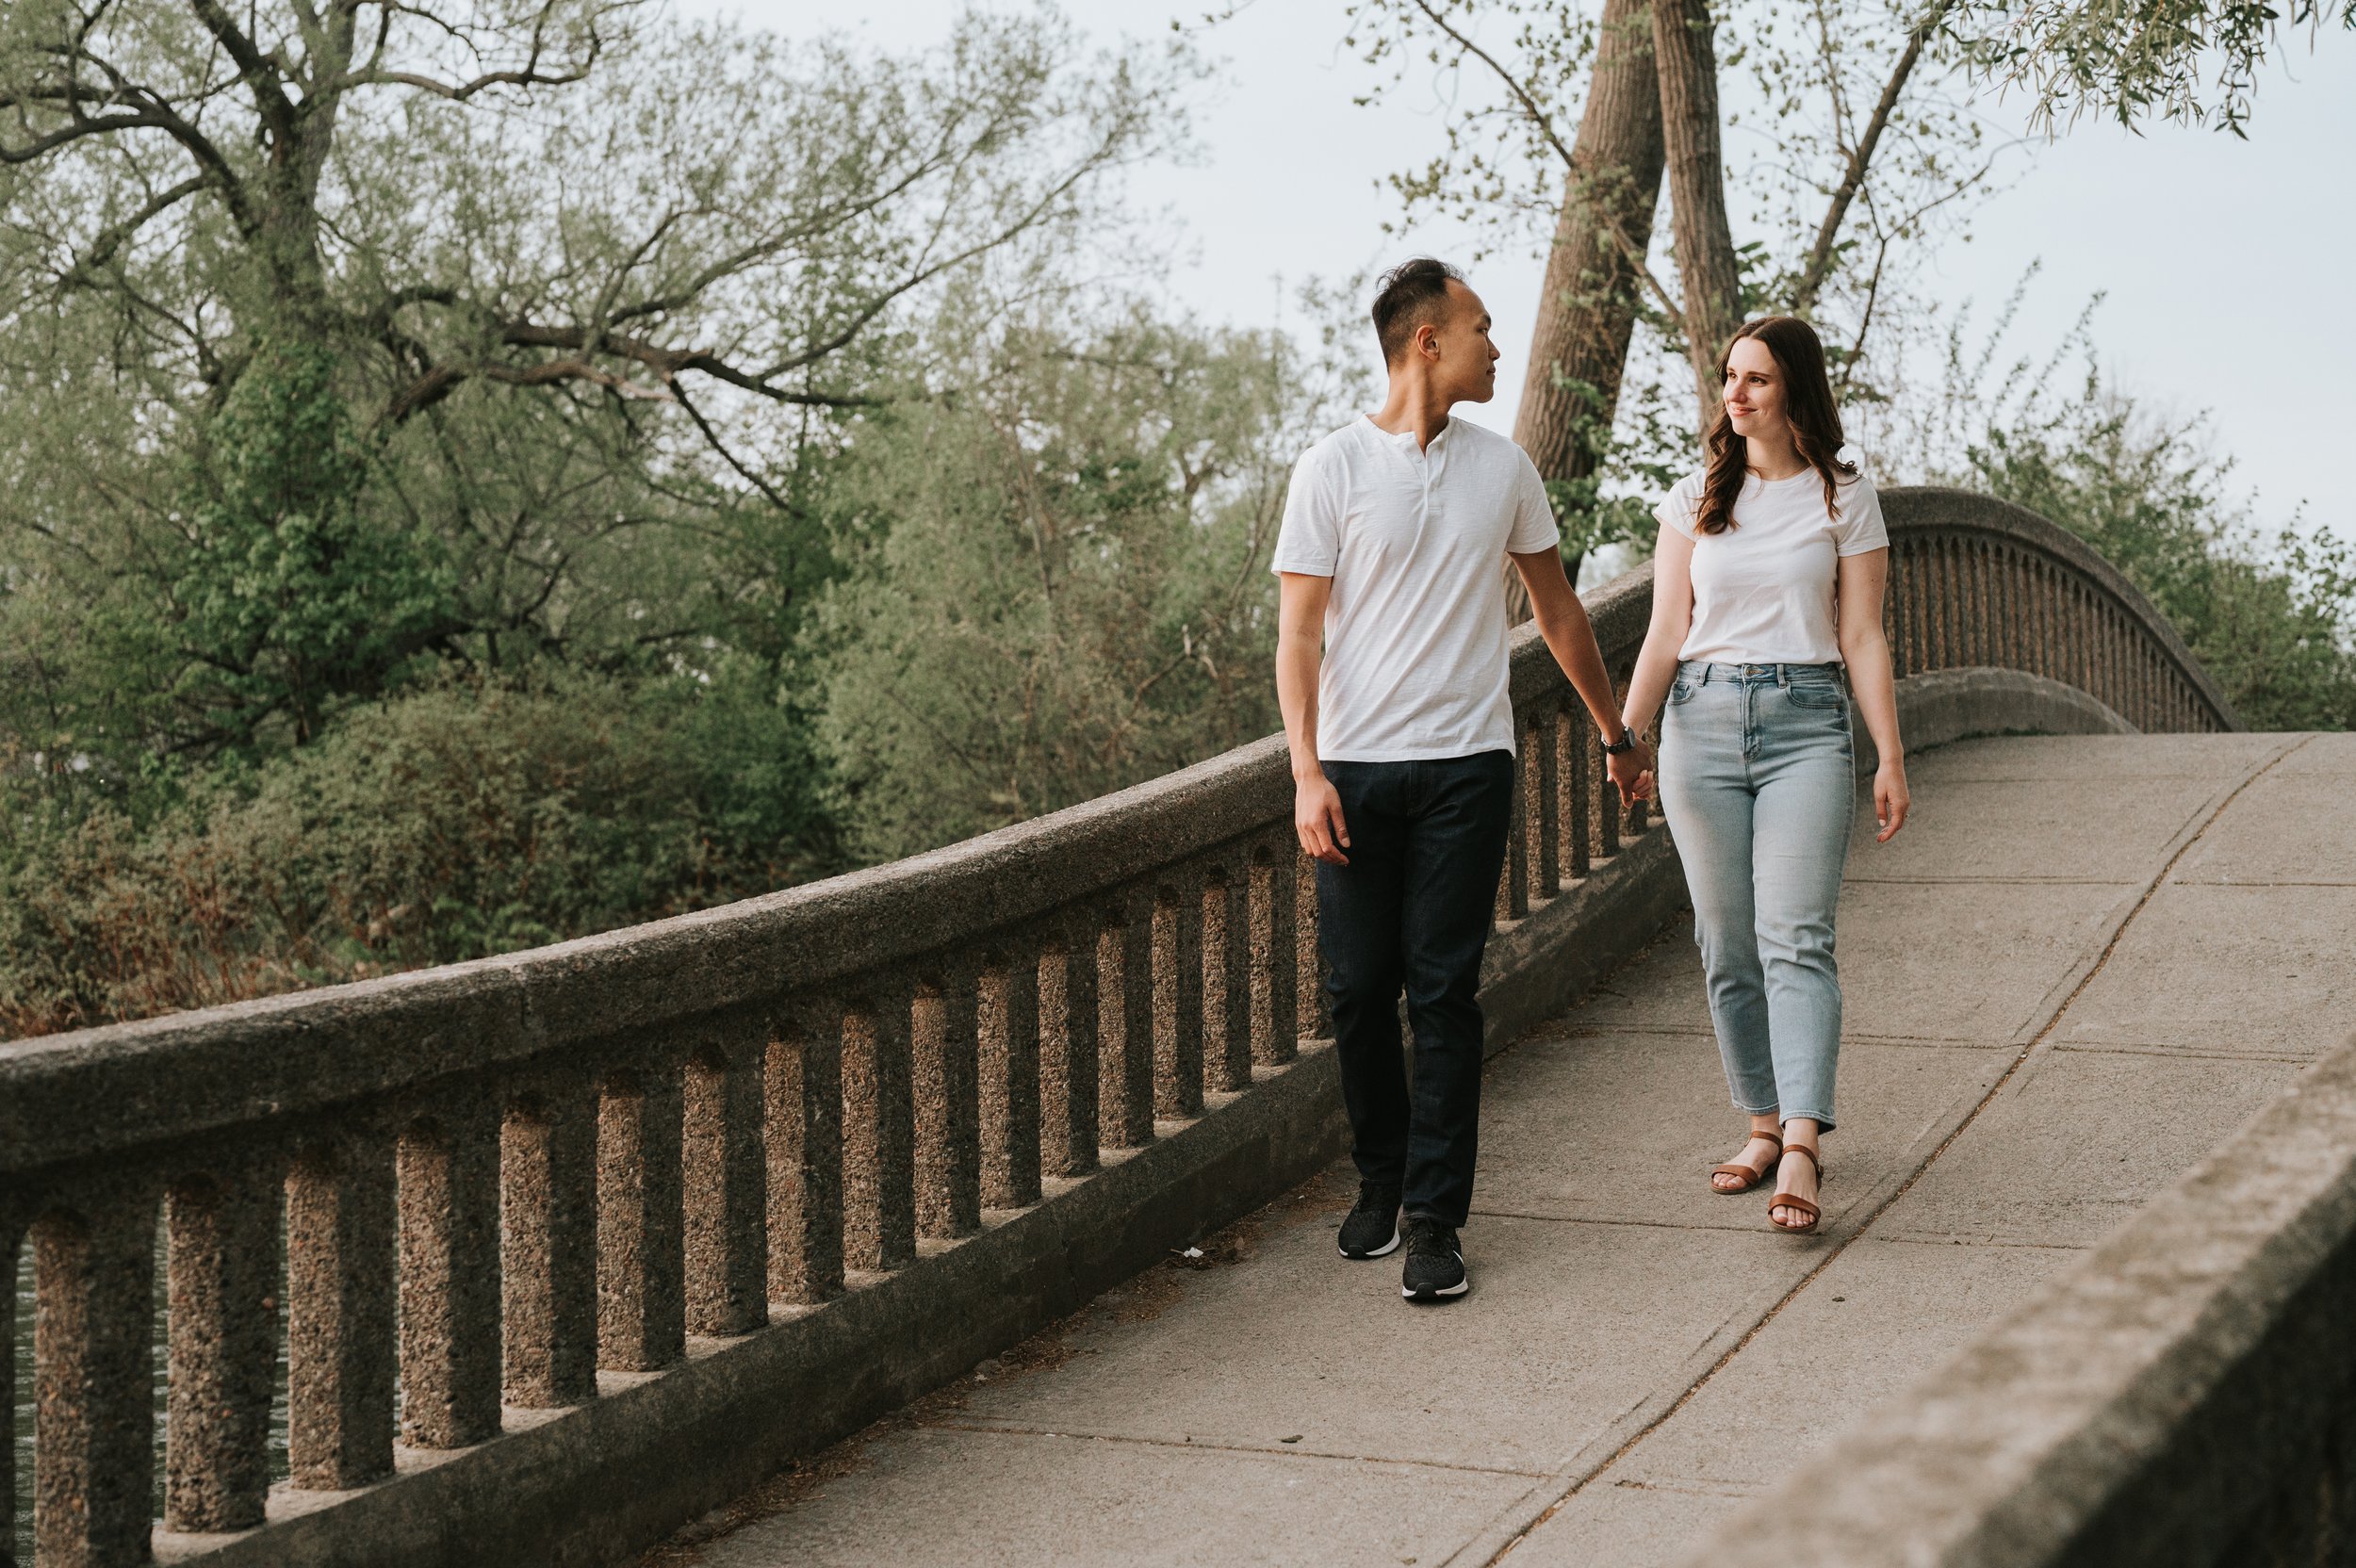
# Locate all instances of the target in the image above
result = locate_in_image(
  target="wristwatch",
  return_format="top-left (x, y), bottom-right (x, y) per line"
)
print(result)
top-left (1601, 726), bottom-right (1637, 757)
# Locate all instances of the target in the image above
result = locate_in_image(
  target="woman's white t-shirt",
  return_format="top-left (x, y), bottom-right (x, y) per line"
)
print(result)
top-left (1654, 466), bottom-right (1889, 666)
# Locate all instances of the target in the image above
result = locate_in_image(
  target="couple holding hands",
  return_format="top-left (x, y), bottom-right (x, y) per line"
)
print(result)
top-left (1273, 258), bottom-right (1911, 1303)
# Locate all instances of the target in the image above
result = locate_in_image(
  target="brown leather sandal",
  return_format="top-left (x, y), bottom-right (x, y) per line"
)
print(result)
top-left (1768, 1144), bottom-right (1824, 1233)
top-left (1710, 1129), bottom-right (1783, 1194)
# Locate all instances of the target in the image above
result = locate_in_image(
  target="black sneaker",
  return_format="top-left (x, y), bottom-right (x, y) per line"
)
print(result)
top-left (1400, 1217), bottom-right (1468, 1301)
top-left (1336, 1182), bottom-right (1402, 1259)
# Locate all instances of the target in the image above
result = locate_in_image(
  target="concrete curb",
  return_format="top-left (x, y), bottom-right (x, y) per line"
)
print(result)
top-left (1854, 666), bottom-right (2135, 776)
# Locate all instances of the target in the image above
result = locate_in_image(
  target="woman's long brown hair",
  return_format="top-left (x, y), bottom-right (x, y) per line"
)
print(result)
top-left (1693, 316), bottom-right (1857, 535)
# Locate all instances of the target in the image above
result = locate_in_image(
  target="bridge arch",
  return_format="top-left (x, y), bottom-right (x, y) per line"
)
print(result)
top-left (0, 488), bottom-right (2240, 1566)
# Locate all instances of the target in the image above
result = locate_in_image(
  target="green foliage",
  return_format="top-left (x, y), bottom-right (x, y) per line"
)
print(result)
top-left (0, 668), bottom-right (836, 1038)
top-left (1895, 278), bottom-right (2356, 730)
top-left (1943, 0), bottom-right (2356, 133)
top-left (811, 304), bottom-right (1359, 861)
top-left (1950, 411), bottom-right (2356, 730)
top-left (1537, 371), bottom-right (1686, 568)
top-left (172, 337), bottom-right (455, 748)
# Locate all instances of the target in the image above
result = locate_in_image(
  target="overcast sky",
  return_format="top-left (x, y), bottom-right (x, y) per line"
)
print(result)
top-left (693, 0), bottom-right (2353, 543)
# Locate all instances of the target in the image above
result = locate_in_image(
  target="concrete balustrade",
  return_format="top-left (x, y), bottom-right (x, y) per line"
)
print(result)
top-left (0, 490), bottom-right (2240, 1567)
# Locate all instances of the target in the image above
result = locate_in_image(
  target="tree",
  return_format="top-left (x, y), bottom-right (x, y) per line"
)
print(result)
top-left (1652, 0), bottom-right (1744, 428)
top-left (1346, 0), bottom-right (2001, 517)
top-left (172, 335), bottom-right (455, 748)
top-left (0, 2), bottom-right (1187, 766)
top-left (813, 299), bottom-right (1363, 860)
top-left (1943, 0), bottom-right (2355, 132)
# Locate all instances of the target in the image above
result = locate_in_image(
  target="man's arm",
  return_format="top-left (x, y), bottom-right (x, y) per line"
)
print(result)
top-left (1277, 571), bottom-right (1350, 864)
top-left (1510, 547), bottom-right (1651, 803)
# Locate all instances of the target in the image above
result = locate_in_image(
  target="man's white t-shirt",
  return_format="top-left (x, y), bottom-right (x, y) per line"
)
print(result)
top-left (1654, 466), bottom-right (1889, 666)
top-left (1272, 416), bottom-right (1561, 761)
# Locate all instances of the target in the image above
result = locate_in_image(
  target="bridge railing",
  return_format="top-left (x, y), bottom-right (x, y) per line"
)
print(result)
top-left (0, 487), bottom-right (2235, 1566)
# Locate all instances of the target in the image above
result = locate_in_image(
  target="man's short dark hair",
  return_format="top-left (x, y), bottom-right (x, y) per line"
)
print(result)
top-left (1371, 257), bottom-right (1465, 365)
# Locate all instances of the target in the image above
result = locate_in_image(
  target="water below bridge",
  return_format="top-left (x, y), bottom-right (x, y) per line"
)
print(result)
top-left (636, 730), bottom-right (2354, 1568)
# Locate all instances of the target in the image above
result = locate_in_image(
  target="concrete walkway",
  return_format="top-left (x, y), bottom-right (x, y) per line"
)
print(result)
top-left (646, 731), bottom-right (2355, 1568)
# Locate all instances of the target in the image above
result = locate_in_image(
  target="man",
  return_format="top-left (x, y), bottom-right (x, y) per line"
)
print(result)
top-left (1273, 257), bottom-right (1649, 1303)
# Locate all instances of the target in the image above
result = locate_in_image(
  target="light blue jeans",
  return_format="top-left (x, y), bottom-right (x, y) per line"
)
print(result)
top-left (1657, 661), bottom-right (1855, 1131)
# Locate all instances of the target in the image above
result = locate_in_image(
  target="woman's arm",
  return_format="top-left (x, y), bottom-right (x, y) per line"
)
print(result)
top-left (1621, 524), bottom-right (1695, 741)
top-left (1836, 547), bottom-right (1910, 842)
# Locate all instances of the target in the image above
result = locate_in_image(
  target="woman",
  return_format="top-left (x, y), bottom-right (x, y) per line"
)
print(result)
top-left (1622, 316), bottom-right (1910, 1234)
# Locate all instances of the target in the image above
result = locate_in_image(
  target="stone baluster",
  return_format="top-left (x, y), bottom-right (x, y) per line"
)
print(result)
top-left (1971, 541), bottom-right (1989, 665)
top-left (911, 966), bottom-right (983, 1240)
top-left (1588, 697), bottom-right (1622, 862)
top-left (1153, 880), bottom-right (1206, 1120)
top-left (976, 946), bottom-right (1044, 1207)
top-left (1948, 539), bottom-right (1968, 664)
top-left (2021, 552), bottom-right (2037, 669)
top-left (1039, 920), bottom-right (1103, 1175)
top-left (1939, 539), bottom-right (1959, 666)
top-left (1972, 540), bottom-right (1995, 664)
top-left (1883, 553), bottom-right (1906, 678)
top-left (1936, 538), bottom-right (1960, 670)
top-left (1248, 841), bottom-right (1300, 1066)
top-left (1921, 541), bottom-right (1943, 673)
top-left (32, 1195), bottom-right (156, 1567)
top-left (1904, 536), bottom-right (1922, 663)
top-left (501, 1088), bottom-right (599, 1406)
top-left (2092, 604), bottom-right (2112, 711)
top-left (1904, 540), bottom-right (1928, 670)
top-left (597, 1066), bottom-right (686, 1368)
top-left (2102, 600), bottom-right (2120, 710)
top-left (839, 992), bottom-right (917, 1273)
top-left (1995, 545), bottom-right (2012, 665)
top-left (286, 1132), bottom-right (397, 1491)
top-left (2110, 610), bottom-right (2130, 719)
top-left (683, 1040), bottom-right (769, 1334)
top-left (163, 1164), bottom-right (278, 1533)
top-left (1526, 705), bottom-right (1560, 904)
top-left (1949, 538), bottom-right (1968, 667)
top-left (2073, 583), bottom-right (2094, 694)
top-left (397, 1107), bottom-right (501, 1449)
top-left (1295, 856), bottom-right (1325, 1040)
top-left (765, 1019), bottom-right (844, 1305)
top-left (2036, 563), bottom-right (2054, 682)
top-left (1201, 864), bottom-right (1253, 1096)
top-left (1885, 544), bottom-right (1910, 677)
top-left (1097, 895), bottom-right (1157, 1150)
top-left (1558, 703), bottom-right (1592, 880)
top-left (1496, 756), bottom-right (1530, 924)
top-left (3, 1223), bottom-right (16, 1561)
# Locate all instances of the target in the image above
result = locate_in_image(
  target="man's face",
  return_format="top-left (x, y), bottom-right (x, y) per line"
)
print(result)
top-left (1422, 280), bottom-right (1501, 403)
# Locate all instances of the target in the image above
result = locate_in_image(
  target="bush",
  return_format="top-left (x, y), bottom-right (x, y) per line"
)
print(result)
top-left (0, 667), bottom-right (836, 1039)
top-left (1944, 408), bottom-right (2356, 732)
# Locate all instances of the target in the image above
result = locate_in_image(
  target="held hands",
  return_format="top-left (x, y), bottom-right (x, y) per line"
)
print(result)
top-left (1606, 739), bottom-right (1654, 808)
top-left (1873, 760), bottom-right (1911, 842)
top-left (1296, 772), bottom-right (1350, 865)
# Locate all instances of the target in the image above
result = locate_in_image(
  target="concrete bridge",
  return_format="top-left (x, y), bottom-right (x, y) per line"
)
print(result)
top-left (6, 490), bottom-right (2353, 1568)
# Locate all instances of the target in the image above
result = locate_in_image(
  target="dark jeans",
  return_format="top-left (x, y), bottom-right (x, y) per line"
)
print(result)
top-left (1317, 751), bottom-right (1515, 1228)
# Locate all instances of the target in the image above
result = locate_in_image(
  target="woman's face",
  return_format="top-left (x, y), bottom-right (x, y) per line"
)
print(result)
top-left (1722, 336), bottom-right (1787, 441)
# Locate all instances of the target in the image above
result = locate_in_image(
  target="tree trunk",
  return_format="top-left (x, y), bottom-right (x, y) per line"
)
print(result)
top-left (1653, 0), bottom-right (1743, 438)
top-left (1508, 0), bottom-right (1665, 616)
